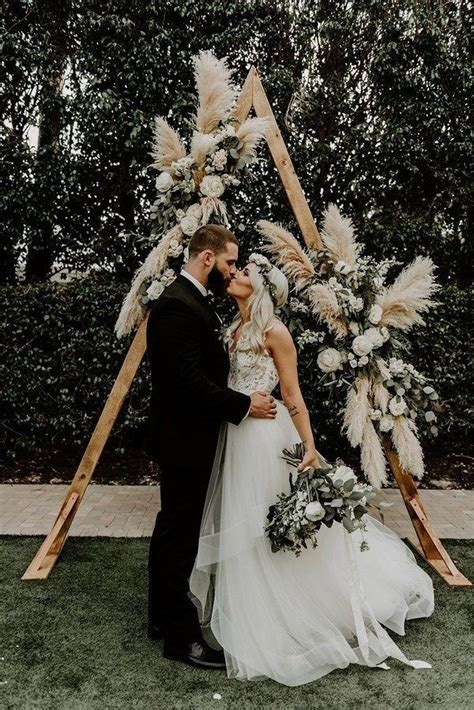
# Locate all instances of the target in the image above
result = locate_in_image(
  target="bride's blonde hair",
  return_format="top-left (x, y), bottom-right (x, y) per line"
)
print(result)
top-left (228, 253), bottom-right (288, 356)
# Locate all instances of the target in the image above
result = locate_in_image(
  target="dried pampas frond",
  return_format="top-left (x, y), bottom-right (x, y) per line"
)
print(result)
top-left (361, 419), bottom-right (388, 488)
top-left (376, 256), bottom-right (439, 330)
top-left (201, 196), bottom-right (229, 225)
top-left (115, 226), bottom-right (183, 338)
top-left (236, 117), bottom-right (271, 159)
top-left (372, 381), bottom-right (390, 414)
top-left (194, 51), bottom-right (238, 134)
top-left (343, 375), bottom-right (371, 447)
top-left (307, 284), bottom-right (348, 339)
top-left (150, 117), bottom-right (186, 172)
top-left (191, 132), bottom-right (219, 166)
top-left (320, 203), bottom-right (360, 268)
top-left (375, 357), bottom-right (392, 381)
top-left (257, 220), bottom-right (315, 292)
top-left (391, 416), bottom-right (425, 479)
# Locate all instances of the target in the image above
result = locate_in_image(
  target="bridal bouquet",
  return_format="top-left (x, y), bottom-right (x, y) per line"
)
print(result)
top-left (266, 443), bottom-right (375, 556)
top-left (115, 50), bottom-right (269, 338)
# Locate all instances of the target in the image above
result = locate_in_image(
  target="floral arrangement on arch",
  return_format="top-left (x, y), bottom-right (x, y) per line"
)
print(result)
top-left (258, 206), bottom-right (441, 488)
top-left (115, 51), bottom-right (270, 338)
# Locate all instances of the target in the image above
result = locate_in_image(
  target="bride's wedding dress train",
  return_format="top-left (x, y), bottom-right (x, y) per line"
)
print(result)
top-left (189, 345), bottom-right (434, 687)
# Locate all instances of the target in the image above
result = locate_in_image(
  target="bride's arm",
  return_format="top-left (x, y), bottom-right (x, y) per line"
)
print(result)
top-left (266, 321), bottom-right (320, 472)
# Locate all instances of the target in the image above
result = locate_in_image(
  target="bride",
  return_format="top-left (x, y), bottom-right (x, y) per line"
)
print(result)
top-left (189, 253), bottom-right (434, 687)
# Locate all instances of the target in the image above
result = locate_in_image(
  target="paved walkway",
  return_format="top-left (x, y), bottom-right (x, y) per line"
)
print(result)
top-left (0, 484), bottom-right (473, 539)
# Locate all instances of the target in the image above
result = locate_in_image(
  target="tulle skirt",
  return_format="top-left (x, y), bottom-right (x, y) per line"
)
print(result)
top-left (189, 401), bottom-right (434, 686)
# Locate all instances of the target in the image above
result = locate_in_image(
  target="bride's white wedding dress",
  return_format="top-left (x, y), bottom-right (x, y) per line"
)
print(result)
top-left (189, 342), bottom-right (434, 687)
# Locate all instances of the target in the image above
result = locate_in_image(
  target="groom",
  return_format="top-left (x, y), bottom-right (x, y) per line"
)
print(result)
top-left (146, 224), bottom-right (277, 669)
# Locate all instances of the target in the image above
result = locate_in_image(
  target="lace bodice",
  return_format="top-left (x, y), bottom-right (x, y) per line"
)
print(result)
top-left (227, 346), bottom-right (280, 396)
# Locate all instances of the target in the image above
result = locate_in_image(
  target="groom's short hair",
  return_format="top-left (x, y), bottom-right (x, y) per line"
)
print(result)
top-left (188, 224), bottom-right (238, 259)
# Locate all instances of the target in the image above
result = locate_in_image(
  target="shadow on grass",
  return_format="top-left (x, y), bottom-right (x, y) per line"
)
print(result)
top-left (1, 537), bottom-right (472, 710)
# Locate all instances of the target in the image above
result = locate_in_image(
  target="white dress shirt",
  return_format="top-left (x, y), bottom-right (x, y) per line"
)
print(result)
top-left (180, 269), bottom-right (251, 420)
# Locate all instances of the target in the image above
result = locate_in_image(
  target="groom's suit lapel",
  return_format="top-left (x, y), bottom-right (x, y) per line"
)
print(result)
top-left (175, 274), bottom-right (225, 345)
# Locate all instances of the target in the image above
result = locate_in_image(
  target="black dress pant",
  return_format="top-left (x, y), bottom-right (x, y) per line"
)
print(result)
top-left (148, 464), bottom-right (211, 654)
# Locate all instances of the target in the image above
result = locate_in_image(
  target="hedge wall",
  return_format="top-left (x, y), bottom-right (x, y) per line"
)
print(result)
top-left (0, 279), bottom-right (470, 461)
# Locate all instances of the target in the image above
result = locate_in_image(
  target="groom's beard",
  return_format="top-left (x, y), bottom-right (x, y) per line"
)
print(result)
top-left (207, 264), bottom-right (230, 298)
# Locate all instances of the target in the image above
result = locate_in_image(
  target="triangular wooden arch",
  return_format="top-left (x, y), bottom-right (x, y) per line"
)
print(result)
top-left (22, 67), bottom-right (471, 587)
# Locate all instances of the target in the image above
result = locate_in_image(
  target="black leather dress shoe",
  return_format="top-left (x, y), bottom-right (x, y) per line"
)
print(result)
top-left (147, 625), bottom-right (163, 640)
top-left (164, 639), bottom-right (226, 670)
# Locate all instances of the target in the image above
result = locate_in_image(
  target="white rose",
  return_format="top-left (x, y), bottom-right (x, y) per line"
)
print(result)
top-left (349, 296), bottom-right (364, 312)
top-left (304, 501), bottom-right (325, 522)
top-left (379, 414), bottom-right (394, 432)
top-left (334, 260), bottom-right (352, 275)
top-left (180, 214), bottom-right (201, 236)
top-left (200, 174), bottom-right (225, 198)
top-left (146, 280), bottom-right (165, 299)
top-left (389, 358), bottom-right (405, 375)
top-left (349, 321), bottom-right (360, 336)
top-left (186, 203), bottom-right (203, 220)
top-left (388, 397), bottom-right (407, 417)
top-left (358, 355), bottom-right (369, 366)
top-left (155, 172), bottom-right (174, 192)
top-left (317, 348), bottom-right (342, 373)
top-left (329, 465), bottom-right (356, 484)
top-left (369, 304), bottom-right (383, 324)
top-left (365, 327), bottom-right (384, 348)
top-left (167, 239), bottom-right (183, 258)
top-left (161, 268), bottom-right (176, 286)
top-left (352, 335), bottom-right (373, 357)
top-left (328, 276), bottom-right (342, 291)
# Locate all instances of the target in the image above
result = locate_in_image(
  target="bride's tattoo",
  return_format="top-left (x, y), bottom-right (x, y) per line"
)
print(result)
top-left (287, 404), bottom-right (299, 418)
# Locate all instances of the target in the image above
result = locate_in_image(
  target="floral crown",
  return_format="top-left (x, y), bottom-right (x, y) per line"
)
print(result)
top-left (248, 253), bottom-right (279, 306)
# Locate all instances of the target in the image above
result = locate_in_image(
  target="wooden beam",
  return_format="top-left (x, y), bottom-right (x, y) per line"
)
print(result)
top-left (251, 69), bottom-right (323, 251)
top-left (22, 315), bottom-right (149, 580)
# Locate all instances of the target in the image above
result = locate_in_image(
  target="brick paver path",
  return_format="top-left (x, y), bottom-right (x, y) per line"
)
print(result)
top-left (0, 484), bottom-right (473, 539)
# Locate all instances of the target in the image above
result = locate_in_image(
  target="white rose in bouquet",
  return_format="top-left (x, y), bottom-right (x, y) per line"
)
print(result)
top-left (365, 327), bottom-right (384, 348)
top-left (329, 465), bottom-right (356, 485)
top-left (352, 335), bottom-right (373, 357)
top-left (317, 348), bottom-right (342, 373)
top-left (146, 280), bottom-right (165, 299)
top-left (379, 414), bottom-right (394, 432)
top-left (388, 397), bottom-right (407, 417)
top-left (155, 172), bottom-right (174, 192)
top-left (349, 296), bottom-right (364, 312)
top-left (304, 501), bottom-right (325, 522)
top-left (180, 214), bottom-right (201, 236)
top-left (200, 174), bottom-right (225, 198)
top-left (369, 304), bottom-right (383, 324)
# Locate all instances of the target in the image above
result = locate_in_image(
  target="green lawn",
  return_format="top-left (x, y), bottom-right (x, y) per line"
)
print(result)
top-left (1, 537), bottom-right (473, 710)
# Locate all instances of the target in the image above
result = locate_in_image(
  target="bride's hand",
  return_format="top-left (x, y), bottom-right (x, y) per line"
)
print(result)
top-left (297, 449), bottom-right (320, 473)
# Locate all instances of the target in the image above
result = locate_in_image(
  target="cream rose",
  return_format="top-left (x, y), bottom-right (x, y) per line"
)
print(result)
top-left (167, 239), bottom-right (183, 258)
top-left (369, 304), bottom-right (383, 325)
top-left (304, 501), bottom-right (325, 522)
top-left (352, 335), bottom-right (373, 357)
top-left (365, 327), bottom-right (384, 348)
top-left (200, 174), bottom-right (225, 198)
top-left (379, 414), bottom-right (394, 432)
top-left (388, 397), bottom-right (407, 417)
top-left (317, 348), bottom-right (342, 373)
top-left (155, 172), bottom-right (174, 192)
top-left (329, 465), bottom-right (356, 485)
top-left (146, 280), bottom-right (165, 299)
top-left (180, 214), bottom-right (201, 236)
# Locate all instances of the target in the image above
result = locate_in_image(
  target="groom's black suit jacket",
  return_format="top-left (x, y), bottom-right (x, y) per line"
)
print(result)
top-left (145, 274), bottom-right (251, 472)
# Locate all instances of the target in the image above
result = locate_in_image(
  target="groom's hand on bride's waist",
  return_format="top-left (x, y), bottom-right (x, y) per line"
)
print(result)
top-left (249, 392), bottom-right (277, 419)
